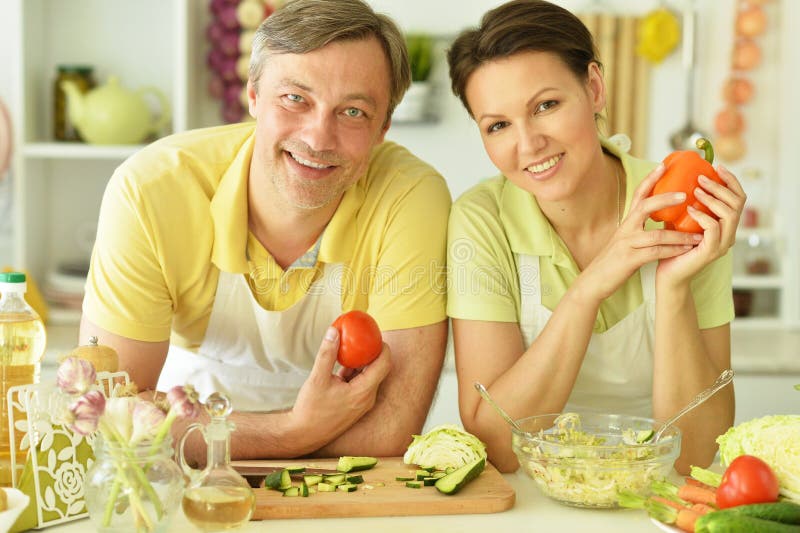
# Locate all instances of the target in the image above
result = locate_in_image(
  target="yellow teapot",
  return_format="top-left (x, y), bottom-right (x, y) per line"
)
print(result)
top-left (60, 75), bottom-right (170, 145)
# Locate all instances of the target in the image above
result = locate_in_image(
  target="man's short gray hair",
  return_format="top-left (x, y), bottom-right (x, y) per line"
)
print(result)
top-left (250, 0), bottom-right (411, 120)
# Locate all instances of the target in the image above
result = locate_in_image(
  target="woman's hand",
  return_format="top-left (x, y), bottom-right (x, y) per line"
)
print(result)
top-left (656, 165), bottom-right (746, 288)
top-left (580, 164), bottom-right (705, 301)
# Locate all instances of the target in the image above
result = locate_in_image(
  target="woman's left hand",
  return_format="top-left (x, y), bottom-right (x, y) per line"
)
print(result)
top-left (656, 165), bottom-right (747, 287)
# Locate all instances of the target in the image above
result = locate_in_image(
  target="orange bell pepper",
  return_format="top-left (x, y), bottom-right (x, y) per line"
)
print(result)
top-left (649, 138), bottom-right (726, 233)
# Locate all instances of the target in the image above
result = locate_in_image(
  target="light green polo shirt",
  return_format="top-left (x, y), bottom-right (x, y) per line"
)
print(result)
top-left (447, 139), bottom-right (734, 331)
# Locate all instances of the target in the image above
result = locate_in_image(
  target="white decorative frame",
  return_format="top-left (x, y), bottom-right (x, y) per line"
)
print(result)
top-left (6, 370), bottom-right (130, 529)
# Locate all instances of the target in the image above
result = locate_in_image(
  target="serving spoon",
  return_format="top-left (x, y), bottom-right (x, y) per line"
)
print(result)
top-left (649, 368), bottom-right (735, 443)
top-left (474, 382), bottom-right (527, 434)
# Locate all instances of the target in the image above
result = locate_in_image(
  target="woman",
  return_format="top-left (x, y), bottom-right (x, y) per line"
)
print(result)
top-left (446, 0), bottom-right (746, 473)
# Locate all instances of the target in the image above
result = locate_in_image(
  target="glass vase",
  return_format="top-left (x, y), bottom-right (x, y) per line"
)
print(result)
top-left (84, 435), bottom-right (184, 533)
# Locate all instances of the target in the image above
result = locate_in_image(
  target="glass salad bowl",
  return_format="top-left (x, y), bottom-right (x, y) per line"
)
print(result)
top-left (511, 412), bottom-right (681, 509)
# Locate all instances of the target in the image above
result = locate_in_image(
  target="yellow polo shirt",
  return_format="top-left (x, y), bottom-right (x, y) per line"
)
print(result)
top-left (83, 123), bottom-right (451, 347)
top-left (447, 139), bottom-right (734, 331)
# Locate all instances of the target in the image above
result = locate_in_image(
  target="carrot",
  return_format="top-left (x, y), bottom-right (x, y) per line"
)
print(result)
top-left (652, 495), bottom-right (688, 511)
top-left (675, 507), bottom-right (701, 533)
top-left (678, 483), bottom-right (717, 506)
top-left (690, 503), bottom-right (715, 516)
top-left (685, 476), bottom-right (718, 493)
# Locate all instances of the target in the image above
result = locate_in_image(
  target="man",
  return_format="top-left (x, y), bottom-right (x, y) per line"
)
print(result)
top-left (80, 0), bottom-right (450, 461)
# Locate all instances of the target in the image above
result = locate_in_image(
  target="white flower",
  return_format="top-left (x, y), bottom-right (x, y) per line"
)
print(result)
top-left (166, 385), bottom-right (201, 419)
top-left (67, 391), bottom-right (106, 436)
top-left (130, 401), bottom-right (166, 445)
top-left (57, 357), bottom-right (97, 396)
top-left (103, 397), bottom-right (136, 443)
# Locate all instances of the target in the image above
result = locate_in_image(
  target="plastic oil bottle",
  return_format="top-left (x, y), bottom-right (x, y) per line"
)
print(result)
top-left (0, 272), bottom-right (46, 486)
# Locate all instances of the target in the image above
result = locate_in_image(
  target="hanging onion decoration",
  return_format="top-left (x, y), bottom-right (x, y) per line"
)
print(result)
top-left (206, 0), bottom-right (280, 123)
top-left (713, 0), bottom-right (771, 163)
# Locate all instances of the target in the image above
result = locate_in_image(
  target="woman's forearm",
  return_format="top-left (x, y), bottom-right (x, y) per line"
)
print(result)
top-left (653, 280), bottom-right (735, 473)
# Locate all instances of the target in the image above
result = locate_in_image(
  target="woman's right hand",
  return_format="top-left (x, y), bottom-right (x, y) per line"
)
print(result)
top-left (579, 163), bottom-right (703, 301)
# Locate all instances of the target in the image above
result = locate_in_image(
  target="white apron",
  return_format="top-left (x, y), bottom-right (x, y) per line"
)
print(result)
top-left (518, 254), bottom-right (656, 416)
top-left (157, 263), bottom-right (343, 412)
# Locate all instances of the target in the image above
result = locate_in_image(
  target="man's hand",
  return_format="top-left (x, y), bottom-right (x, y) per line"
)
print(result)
top-left (288, 326), bottom-right (392, 451)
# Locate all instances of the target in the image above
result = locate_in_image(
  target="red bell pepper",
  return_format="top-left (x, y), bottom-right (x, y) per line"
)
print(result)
top-left (649, 138), bottom-right (726, 233)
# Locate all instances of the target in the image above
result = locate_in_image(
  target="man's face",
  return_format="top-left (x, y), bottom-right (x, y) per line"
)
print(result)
top-left (247, 37), bottom-right (392, 211)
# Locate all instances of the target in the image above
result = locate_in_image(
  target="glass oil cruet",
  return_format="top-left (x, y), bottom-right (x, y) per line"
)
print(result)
top-left (179, 392), bottom-right (255, 531)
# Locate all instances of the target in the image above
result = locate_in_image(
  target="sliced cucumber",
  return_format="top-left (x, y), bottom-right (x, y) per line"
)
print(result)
top-left (345, 474), bottom-right (364, 484)
top-left (317, 482), bottom-right (336, 492)
top-left (435, 457), bottom-right (485, 495)
top-left (337, 483), bottom-right (358, 493)
top-left (415, 470), bottom-right (430, 480)
top-left (299, 482), bottom-right (309, 497)
top-left (323, 473), bottom-right (346, 485)
top-left (264, 469), bottom-right (292, 491)
top-left (405, 481), bottom-right (422, 489)
top-left (337, 456), bottom-right (378, 473)
top-left (303, 474), bottom-right (323, 487)
top-left (283, 487), bottom-right (300, 497)
top-left (395, 476), bottom-right (415, 482)
top-left (423, 477), bottom-right (438, 486)
top-left (287, 466), bottom-right (306, 474)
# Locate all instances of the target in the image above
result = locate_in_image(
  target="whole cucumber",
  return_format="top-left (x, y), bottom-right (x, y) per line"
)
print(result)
top-left (696, 512), bottom-right (800, 533)
top-left (725, 502), bottom-right (800, 525)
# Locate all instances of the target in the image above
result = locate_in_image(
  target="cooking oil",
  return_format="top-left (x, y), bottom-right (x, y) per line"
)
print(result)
top-left (0, 272), bottom-right (46, 486)
top-left (179, 392), bottom-right (255, 530)
top-left (182, 485), bottom-right (256, 530)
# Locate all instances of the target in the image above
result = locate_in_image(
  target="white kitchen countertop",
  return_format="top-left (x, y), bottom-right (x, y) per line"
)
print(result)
top-left (26, 325), bottom-right (796, 532)
top-left (41, 468), bottom-right (671, 533)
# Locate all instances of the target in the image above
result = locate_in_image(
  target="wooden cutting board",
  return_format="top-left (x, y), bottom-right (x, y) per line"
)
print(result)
top-left (231, 457), bottom-right (516, 520)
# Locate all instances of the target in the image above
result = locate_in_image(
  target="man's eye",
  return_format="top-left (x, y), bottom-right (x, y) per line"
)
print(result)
top-left (344, 108), bottom-right (364, 118)
top-left (285, 94), bottom-right (303, 103)
top-left (488, 121), bottom-right (508, 133)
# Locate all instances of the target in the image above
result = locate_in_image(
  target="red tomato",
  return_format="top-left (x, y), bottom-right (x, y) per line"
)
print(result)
top-left (716, 455), bottom-right (780, 508)
top-left (332, 311), bottom-right (382, 369)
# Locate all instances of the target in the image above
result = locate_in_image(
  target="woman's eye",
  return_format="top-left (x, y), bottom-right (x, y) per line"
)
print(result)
top-left (344, 107), bottom-right (364, 118)
top-left (536, 100), bottom-right (558, 113)
top-left (487, 121), bottom-right (509, 133)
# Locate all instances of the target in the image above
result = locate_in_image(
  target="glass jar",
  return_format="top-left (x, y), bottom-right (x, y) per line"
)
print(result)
top-left (84, 435), bottom-right (184, 533)
top-left (54, 65), bottom-right (95, 141)
top-left (744, 233), bottom-right (775, 275)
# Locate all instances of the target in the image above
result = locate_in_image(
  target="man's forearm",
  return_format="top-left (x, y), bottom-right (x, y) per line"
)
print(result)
top-left (170, 404), bottom-right (337, 464)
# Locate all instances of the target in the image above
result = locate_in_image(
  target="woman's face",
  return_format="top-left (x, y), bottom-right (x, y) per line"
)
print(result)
top-left (465, 51), bottom-right (606, 202)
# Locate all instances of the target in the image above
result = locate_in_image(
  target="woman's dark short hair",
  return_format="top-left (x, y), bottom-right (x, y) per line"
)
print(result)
top-left (448, 0), bottom-right (601, 116)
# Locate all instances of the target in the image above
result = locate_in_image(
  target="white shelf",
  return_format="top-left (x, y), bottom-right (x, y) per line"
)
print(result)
top-left (732, 275), bottom-right (785, 290)
top-left (11, 0), bottom-right (199, 284)
top-left (22, 142), bottom-right (144, 160)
